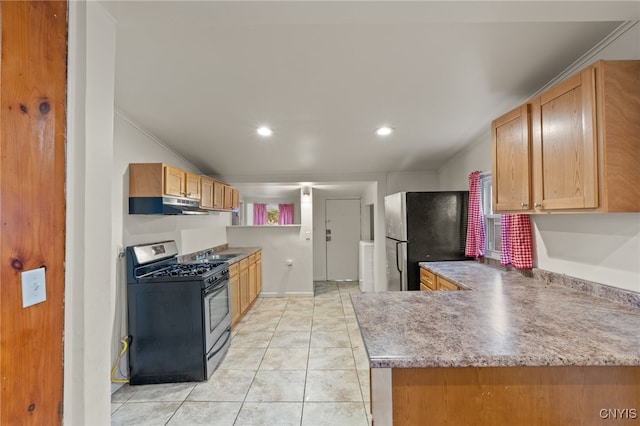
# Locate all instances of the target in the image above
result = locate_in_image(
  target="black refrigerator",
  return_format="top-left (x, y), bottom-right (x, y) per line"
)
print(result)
top-left (384, 191), bottom-right (469, 291)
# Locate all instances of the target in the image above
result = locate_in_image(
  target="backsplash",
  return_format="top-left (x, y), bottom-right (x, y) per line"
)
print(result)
top-left (475, 257), bottom-right (639, 308)
top-left (532, 268), bottom-right (640, 309)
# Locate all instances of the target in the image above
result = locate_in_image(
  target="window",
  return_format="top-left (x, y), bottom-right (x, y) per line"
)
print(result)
top-left (480, 174), bottom-right (501, 260)
top-left (266, 203), bottom-right (279, 225)
top-left (250, 202), bottom-right (295, 225)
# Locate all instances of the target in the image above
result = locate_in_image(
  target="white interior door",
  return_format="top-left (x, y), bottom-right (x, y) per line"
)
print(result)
top-left (326, 199), bottom-right (361, 280)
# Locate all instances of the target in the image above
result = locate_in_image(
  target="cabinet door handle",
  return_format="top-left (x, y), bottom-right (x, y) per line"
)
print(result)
top-left (534, 202), bottom-right (542, 208)
top-left (520, 202), bottom-right (528, 208)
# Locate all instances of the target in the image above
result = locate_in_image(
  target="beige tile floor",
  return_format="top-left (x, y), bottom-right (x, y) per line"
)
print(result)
top-left (111, 282), bottom-right (371, 426)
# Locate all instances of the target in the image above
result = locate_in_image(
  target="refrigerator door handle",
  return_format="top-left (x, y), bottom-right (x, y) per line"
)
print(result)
top-left (395, 241), bottom-right (403, 273)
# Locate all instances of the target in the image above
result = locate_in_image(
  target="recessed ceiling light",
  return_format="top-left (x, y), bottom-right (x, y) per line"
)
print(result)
top-left (376, 126), bottom-right (393, 136)
top-left (257, 126), bottom-right (273, 137)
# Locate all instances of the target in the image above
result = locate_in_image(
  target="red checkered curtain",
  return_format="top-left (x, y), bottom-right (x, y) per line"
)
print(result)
top-left (465, 171), bottom-right (485, 258)
top-left (501, 214), bottom-right (533, 269)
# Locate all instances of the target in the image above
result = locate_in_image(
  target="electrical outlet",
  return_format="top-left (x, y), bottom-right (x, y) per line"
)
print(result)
top-left (21, 267), bottom-right (47, 308)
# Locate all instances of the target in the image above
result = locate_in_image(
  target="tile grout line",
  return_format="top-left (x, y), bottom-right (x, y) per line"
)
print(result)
top-left (233, 297), bottom-right (283, 425)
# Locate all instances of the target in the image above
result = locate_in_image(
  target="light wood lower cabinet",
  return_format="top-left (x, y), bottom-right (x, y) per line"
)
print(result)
top-left (239, 258), bottom-right (250, 315)
top-left (248, 254), bottom-right (257, 302)
top-left (229, 263), bottom-right (241, 325)
top-left (419, 268), bottom-right (437, 291)
top-left (437, 276), bottom-right (459, 291)
top-left (256, 252), bottom-right (262, 295)
top-left (230, 250), bottom-right (263, 328)
top-left (373, 366), bottom-right (640, 426)
top-left (420, 267), bottom-right (459, 291)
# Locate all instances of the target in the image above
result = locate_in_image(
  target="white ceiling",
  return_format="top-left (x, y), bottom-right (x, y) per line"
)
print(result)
top-left (104, 1), bottom-right (638, 183)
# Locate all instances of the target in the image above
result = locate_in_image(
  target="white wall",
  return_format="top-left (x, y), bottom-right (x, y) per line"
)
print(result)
top-left (111, 113), bottom-right (232, 390)
top-left (114, 113), bottom-right (231, 253)
top-left (438, 22), bottom-right (640, 292)
top-left (227, 189), bottom-right (313, 296)
top-left (64, 2), bottom-right (115, 425)
top-left (386, 170), bottom-right (440, 194)
top-left (67, 4), bottom-right (234, 421)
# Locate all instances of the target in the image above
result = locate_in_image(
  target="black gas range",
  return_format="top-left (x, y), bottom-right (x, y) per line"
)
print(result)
top-left (126, 241), bottom-right (231, 385)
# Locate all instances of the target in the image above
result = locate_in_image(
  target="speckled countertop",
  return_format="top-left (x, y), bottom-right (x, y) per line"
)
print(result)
top-left (217, 247), bottom-right (261, 264)
top-left (351, 261), bottom-right (640, 369)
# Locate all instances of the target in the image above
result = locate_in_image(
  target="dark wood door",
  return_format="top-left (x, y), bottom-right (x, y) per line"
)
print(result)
top-left (0, 1), bottom-right (68, 424)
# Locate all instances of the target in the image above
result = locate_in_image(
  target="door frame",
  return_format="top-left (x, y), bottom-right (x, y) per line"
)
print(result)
top-left (0, 2), bottom-right (68, 424)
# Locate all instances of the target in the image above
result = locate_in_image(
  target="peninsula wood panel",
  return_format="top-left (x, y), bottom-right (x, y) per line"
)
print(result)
top-left (0, 2), bottom-right (67, 424)
top-left (392, 366), bottom-right (640, 426)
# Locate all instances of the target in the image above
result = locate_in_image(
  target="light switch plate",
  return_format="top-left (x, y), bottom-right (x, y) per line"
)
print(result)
top-left (21, 267), bottom-right (47, 308)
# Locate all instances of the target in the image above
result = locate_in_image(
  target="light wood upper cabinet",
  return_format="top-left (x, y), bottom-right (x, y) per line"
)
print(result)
top-left (492, 104), bottom-right (532, 212)
top-left (223, 185), bottom-right (234, 210)
top-left (164, 165), bottom-right (186, 197)
top-left (213, 181), bottom-right (225, 210)
top-left (532, 67), bottom-right (598, 211)
top-left (129, 163), bottom-right (240, 212)
top-left (130, 163), bottom-right (201, 200)
top-left (185, 172), bottom-right (201, 200)
top-left (232, 188), bottom-right (240, 210)
top-left (493, 60), bottom-right (640, 213)
top-left (200, 176), bottom-right (214, 209)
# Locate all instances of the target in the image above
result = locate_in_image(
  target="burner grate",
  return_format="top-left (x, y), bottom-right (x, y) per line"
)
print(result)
top-left (148, 263), bottom-right (220, 278)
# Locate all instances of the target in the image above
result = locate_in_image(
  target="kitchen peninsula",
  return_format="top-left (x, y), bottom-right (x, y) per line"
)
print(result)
top-left (352, 262), bottom-right (640, 426)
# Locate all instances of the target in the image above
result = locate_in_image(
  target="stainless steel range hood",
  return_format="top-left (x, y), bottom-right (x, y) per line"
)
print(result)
top-left (129, 196), bottom-right (209, 215)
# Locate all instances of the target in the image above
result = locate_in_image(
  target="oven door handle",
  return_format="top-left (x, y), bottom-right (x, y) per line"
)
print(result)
top-left (204, 277), bottom-right (228, 296)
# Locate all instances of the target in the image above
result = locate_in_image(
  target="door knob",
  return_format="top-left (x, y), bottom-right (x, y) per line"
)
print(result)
top-left (534, 202), bottom-right (541, 208)
top-left (520, 202), bottom-right (528, 208)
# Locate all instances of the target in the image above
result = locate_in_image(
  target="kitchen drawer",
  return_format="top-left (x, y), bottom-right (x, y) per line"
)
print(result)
top-left (420, 268), bottom-right (437, 291)
top-left (420, 283), bottom-right (433, 292)
top-left (229, 262), bottom-right (239, 277)
top-left (437, 276), bottom-right (459, 291)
